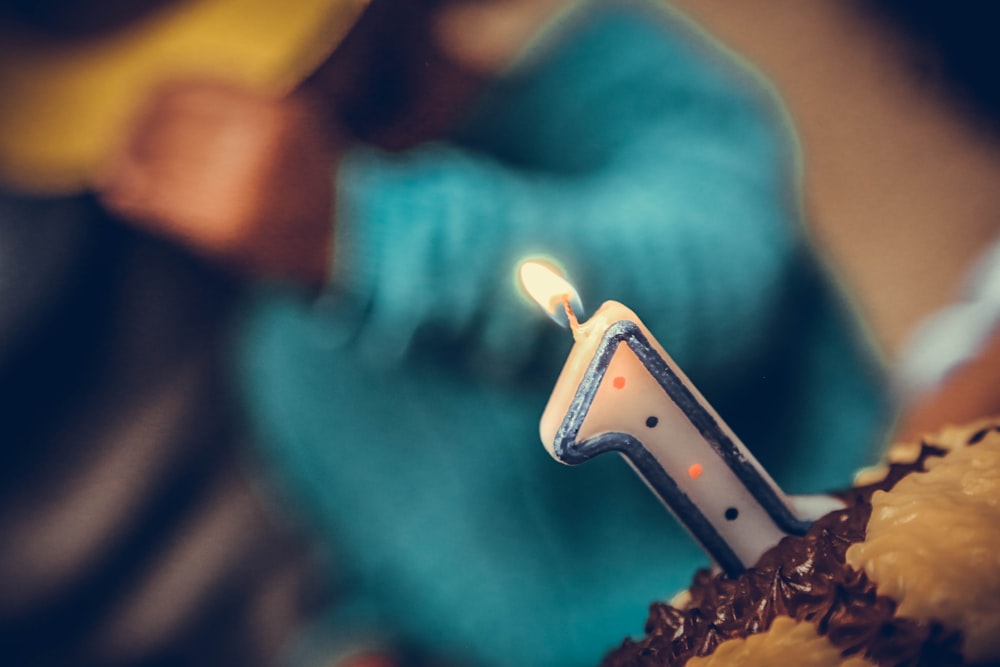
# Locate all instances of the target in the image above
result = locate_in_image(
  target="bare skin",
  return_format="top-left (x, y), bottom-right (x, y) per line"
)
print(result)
top-left (433, 0), bottom-right (572, 74)
top-left (894, 322), bottom-right (1000, 441)
top-left (95, 0), bottom-right (572, 285)
top-left (98, 81), bottom-right (337, 285)
top-left (92, 3), bottom-right (570, 665)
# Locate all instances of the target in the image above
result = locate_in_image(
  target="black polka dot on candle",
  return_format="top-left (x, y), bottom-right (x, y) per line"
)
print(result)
top-left (725, 507), bottom-right (739, 521)
top-left (645, 416), bottom-right (658, 428)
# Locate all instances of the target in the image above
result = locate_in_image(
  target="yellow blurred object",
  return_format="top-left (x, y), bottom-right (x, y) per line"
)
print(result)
top-left (0, 0), bottom-right (369, 194)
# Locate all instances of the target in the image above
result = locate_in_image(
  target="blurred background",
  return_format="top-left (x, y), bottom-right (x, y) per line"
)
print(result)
top-left (677, 0), bottom-right (1000, 362)
top-left (3, 0), bottom-right (1000, 665)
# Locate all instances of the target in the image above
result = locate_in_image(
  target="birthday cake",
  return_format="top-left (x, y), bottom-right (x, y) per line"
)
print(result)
top-left (597, 418), bottom-right (1000, 667)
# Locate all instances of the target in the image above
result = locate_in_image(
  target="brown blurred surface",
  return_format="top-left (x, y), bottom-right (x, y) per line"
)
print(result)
top-left (671, 0), bottom-right (1000, 360)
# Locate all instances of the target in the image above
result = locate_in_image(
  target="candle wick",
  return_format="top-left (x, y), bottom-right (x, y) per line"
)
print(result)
top-left (560, 296), bottom-right (582, 338)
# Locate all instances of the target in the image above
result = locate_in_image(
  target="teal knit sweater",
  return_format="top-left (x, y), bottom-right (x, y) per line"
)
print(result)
top-left (238, 2), bottom-right (889, 665)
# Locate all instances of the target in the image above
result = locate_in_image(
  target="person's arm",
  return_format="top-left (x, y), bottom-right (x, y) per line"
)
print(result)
top-left (318, 1), bottom-right (807, 378)
top-left (329, 103), bottom-right (798, 379)
top-left (892, 236), bottom-right (1000, 440)
top-left (98, 8), bottom-right (803, 382)
top-left (98, 81), bottom-right (338, 286)
top-left (895, 321), bottom-right (1000, 440)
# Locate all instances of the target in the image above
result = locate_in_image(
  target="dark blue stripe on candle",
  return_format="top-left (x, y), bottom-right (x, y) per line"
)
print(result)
top-left (552, 320), bottom-right (811, 576)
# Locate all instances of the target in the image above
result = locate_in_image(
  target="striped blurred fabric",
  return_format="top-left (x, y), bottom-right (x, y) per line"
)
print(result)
top-left (0, 195), bottom-right (330, 667)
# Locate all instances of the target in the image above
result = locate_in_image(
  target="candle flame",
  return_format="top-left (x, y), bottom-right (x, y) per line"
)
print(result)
top-left (518, 259), bottom-right (584, 328)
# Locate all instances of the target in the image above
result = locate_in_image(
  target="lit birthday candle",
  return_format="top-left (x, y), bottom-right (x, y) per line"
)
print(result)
top-left (520, 260), bottom-right (842, 576)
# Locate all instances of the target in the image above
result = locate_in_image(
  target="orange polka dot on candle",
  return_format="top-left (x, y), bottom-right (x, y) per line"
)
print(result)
top-left (688, 463), bottom-right (703, 479)
top-left (612, 376), bottom-right (626, 389)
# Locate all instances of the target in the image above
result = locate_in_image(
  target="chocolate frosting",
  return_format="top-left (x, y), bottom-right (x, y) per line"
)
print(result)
top-left (596, 432), bottom-right (997, 667)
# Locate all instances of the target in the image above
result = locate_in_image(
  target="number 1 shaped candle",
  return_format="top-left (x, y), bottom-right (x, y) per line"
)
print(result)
top-left (520, 260), bottom-right (841, 577)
